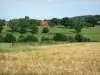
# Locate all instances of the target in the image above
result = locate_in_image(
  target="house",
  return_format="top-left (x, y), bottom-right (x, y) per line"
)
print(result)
top-left (40, 21), bottom-right (48, 27)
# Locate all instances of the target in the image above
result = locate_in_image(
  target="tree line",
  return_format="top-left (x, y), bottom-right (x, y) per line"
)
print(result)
top-left (0, 15), bottom-right (100, 34)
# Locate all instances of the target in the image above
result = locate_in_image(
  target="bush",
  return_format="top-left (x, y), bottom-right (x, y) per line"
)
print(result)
top-left (25, 35), bottom-right (38, 42)
top-left (19, 28), bottom-right (27, 34)
top-left (0, 34), bottom-right (4, 42)
top-left (68, 36), bottom-right (76, 42)
top-left (42, 27), bottom-right (49, 33)
top-left (75, 33), bottom-right (84, 42)
top-left (41, 37), bottom-right (51, 41)
top-left (4, 33), bottom-right (16, 43)
top-left (17, 35), bottom-right (26, 42)
top-left (83, 37), bottom-right (91, 42)
top-left (0, 26), bottom-right (3, 33)
top-left (53, 33), bottom-right (68, 41)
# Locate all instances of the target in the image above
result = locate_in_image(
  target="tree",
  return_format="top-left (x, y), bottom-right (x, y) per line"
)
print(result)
top-left (0, 26), bottom-right (3, 33)
top-left (19, 19), bottom-right (30, 28)
top-left (8, 19), bottom-right (20, 32)
top-left (25, 16), bottom-right (30, 20)
top-left (29, 19), bottom-right (40, 26)
top-left (25, 35), bottom-right (38, 42)
top-left (17, 35), bottom-right (26, 42)
top-left (50, 18), bottom-right (59, 25)
top-left (4, 33), bottom-right (16, 43)
top-left (30, 24), bottom-right (38, 34)
top-left (19, 28), bottom-right (27, 34)
top-left (61, 17), bottom-right (69, 27)
top-left (0, 34), bottom-right (4, 42)
top-left (0, 19), bottom-right (5, 26)
top-left (73, 21), bottom-right (84, 33)
top-left (53, 33), bottom-right (68, 41)
top-left (42, 27), bottom-right (49, 33)
top-left (0, 19), bottom-right (5, 33)
top-left (29, 19), bottom-right (40, 33)
top-left (86, 17), bottom-right (97, 27)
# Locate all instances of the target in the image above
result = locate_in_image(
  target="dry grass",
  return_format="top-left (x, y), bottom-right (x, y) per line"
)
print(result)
top-left (0, 43), bottom-right (100, 75)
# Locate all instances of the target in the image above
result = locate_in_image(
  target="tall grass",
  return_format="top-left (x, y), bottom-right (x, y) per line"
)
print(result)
top-left (0, 43), bottom-right (39, 53)
top-left (0, 43), bottom-right (100, 75)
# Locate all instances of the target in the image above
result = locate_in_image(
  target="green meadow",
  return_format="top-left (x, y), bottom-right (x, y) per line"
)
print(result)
top-left (1, 25), bottom-right (100, 41)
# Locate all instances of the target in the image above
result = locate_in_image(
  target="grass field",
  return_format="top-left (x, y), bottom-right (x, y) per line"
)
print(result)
top-left (0, 43), bottom-right (100, 75)
top-left (2, 25), bottom-right (100, 41)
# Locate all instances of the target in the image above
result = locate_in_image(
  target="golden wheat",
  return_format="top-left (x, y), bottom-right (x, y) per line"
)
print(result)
top-left (0, 43), bottom-right (100, 75)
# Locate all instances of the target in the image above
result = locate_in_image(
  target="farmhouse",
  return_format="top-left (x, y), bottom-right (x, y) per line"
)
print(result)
top-left (40, 21), bottom-right (48, 27)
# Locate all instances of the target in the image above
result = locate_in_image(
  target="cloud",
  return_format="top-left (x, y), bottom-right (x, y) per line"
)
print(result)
top-left (62, 0), bottom-right (100, 7)
top-left (46, 0), bottom-right (55, 2)
top-left (19, 0), bottom-right (56, 3)
top-left (86, 1), bottom-right (100, 5)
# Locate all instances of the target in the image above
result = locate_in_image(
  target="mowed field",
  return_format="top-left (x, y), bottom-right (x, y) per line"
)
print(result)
top-left (2, 25), bottom-right (100, 41)
top-left (0, 43), bottom-right (100, 75)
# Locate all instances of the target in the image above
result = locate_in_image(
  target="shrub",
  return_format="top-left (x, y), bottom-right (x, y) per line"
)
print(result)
top-left (91, 40), bottom-right (98, 42)
top-left (41, 37), bottom-right (51, 41)
top-left (42, 27), bottom-right (49, 33)
top-left (0, 34), bottom-right (4, 42)
top-left (0, 19), bottom-right (5, 33)
top-left (19, 28), bottom-right (27, 34)
top-left (68, 36), bottom-right (76, 42)
top-left (83, 37), bottom-right (91, 42)
top-left (4, 33), bottom-right (16, 43)
top-left (75, 33), bottom-right (84, 42)
top-left (25, 35), bottom-right (38, 42)
top-left (17, 35), bottom-right (26, 42)
top-left (53, 33), bottom-right (68, 41)
top-left (0, 26), bottom-right (3, 33)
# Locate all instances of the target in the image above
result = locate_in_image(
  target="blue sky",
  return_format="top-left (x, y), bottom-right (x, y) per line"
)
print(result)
top-left (0, 0), bottom-right (100, 20)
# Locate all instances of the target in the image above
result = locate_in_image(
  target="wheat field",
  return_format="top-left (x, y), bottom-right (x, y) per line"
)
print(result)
top-left (0, 43), bottom-right (100, 75)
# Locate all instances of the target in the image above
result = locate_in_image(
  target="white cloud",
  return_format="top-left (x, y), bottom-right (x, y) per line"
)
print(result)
top-left (86, 1), bottom-right (100, 5)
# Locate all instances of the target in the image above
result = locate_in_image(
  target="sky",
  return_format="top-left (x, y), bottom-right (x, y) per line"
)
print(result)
top-left (0, 0), bottom-right (100, 20)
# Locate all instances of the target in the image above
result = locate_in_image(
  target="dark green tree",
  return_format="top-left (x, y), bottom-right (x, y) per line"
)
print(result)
top-left (50, 18), bottom-right (59, 25)
top-left (86, 17), bottom-right (97, 27)
top-left (19, 28), bottom-right (27, 34)
top-left (53, 33), bottom-right (68, 41)
top-left (75, 33), bottom-right (84, 42)
top-left (61, 17), bottom-right (69, 27)
top-left (17, 35), bottom-right (26, 42)
top-left (0, 19), bottom-right (5, 26)
top-left (4, 33), bottom-right (16, 43)
top-left (0, 34), bottom-right (4, 42)
top-left (29, 19), bottom-right (40, 26)
top-left (25, 16), bottom-right (30, 20)
top-left (25, 35), bottom-right (38, 42)
top-left (31, 24), bottom-right (38, 34)
top-left (19, 19), bottom-right (30, 28)
top-left (8, 19), bottom-right (20, 32)
top-left (42, 27), bottom-right (49, 33)
top-left (73, 21), bottom-right (84, 33)
top-left (0, 19), bottom-right (5, 33)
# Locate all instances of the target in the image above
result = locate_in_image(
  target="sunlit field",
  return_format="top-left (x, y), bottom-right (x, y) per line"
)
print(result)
top-left (0, 43), bottom-right (100, 75)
